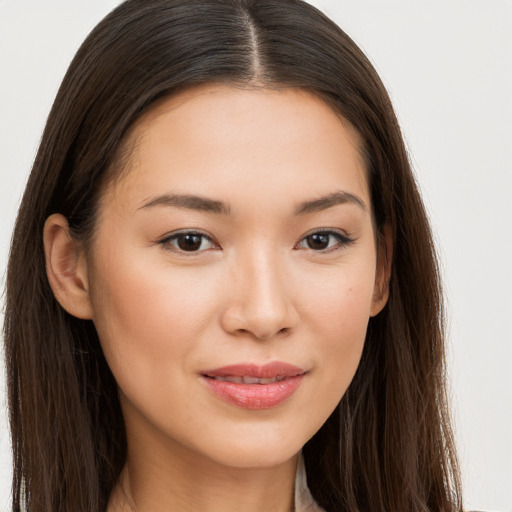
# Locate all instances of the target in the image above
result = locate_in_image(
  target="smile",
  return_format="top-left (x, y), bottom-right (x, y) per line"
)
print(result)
top-left (200, 362), bottom-right (306, 409)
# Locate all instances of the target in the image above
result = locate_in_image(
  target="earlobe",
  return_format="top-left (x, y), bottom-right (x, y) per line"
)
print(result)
top-left (43, 214), bottom-right (93, 319)
top-left (370, 223), bottom-right (393, 317)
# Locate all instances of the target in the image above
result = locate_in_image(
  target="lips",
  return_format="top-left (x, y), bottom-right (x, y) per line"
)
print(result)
top-left (200, 362), bottom-right (306, 410)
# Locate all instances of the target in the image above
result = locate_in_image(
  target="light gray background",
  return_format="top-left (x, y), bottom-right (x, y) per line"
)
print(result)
top-left (1, 1), bottom-right (511, 511)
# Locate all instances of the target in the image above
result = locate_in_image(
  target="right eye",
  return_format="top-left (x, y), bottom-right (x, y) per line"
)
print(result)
top-left (295, 229), bottom-right (354, 253)
top-left (159, 231), bottom-right (218, 253)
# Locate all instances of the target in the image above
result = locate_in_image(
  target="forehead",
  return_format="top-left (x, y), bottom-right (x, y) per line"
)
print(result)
top-left (106, 84), bottom-right (369, 212)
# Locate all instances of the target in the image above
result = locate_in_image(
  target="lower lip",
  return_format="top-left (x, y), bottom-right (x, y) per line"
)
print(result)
top-left (202, 375), bottom-right (305, 410)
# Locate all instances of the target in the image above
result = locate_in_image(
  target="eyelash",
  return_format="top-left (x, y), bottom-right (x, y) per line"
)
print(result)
top-left (158, 229), bottom-right (355, 255)
top-left (295, 229), bottom-right (355, 253)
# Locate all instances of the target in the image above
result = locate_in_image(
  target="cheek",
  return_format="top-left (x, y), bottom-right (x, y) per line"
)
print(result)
top-left (318, 278), bottom-right (373, 351)
top-left (87, 248), bottom-right (219, 386)
top-left (300, 259), bottom-right (376, 401)
top-left (304, 252), bottom-right (376, 332)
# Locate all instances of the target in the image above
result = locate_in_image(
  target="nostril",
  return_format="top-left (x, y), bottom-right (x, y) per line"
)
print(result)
top-left (255, 326), bottom-right (291, 341)
top-left (220, 296), bottom-right (299, 339)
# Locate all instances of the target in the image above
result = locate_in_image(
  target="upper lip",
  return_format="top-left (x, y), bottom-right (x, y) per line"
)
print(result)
top-left (202, 362), bottom-right (306, 379)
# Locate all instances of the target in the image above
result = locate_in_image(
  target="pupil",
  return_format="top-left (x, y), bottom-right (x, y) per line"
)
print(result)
top-left (308, 233), bottom-right (329, 250)
top-left (178, 234), bottom-right (202, 251)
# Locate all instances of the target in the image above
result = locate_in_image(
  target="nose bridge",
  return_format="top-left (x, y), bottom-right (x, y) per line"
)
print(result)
top-left (222, 242), bottom-right (297, 339)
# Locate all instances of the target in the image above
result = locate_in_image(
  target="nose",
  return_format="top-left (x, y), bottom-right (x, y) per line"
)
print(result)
top-left (220, 249), bottom-right (299, 340)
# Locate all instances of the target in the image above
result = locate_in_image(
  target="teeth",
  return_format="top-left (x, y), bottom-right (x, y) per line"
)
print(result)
top-left (213, 376), bottom-right (243, 383)
top-left (242, 376), bottom-right (260, 384)
top-left (211, 375), bottom-right (285, 384)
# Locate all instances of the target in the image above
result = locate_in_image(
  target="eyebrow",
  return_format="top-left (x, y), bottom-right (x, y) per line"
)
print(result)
top-left (139, 194), bottom-right (231, 215)
top-left (138, 190), bottom-right (366, 216)
top-left (294, 191), bottom-right (367, 215)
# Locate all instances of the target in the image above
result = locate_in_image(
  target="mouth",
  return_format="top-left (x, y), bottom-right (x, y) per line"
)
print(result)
top-left (200, 362), bottom-right (306, 410)
top-left (204, 375), bottom-right (289, 384)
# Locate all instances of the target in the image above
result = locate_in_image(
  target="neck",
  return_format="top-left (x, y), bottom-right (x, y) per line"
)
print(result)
top-left (108, 427), bottom-right (298, 512)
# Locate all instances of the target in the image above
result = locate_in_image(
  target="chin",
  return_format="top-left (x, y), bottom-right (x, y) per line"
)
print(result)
top-left (208, 444), bottom-right (300, 470)
top-left (189, 422), bottom-right (315, 470)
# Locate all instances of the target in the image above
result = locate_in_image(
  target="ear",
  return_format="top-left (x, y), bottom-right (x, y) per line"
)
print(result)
top-left (370, 223), bottom-right (393, 317)
top-left (43, 214), bottom-right (93, 319)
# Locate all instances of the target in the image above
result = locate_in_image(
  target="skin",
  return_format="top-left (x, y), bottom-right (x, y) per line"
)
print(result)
top-left (44, 84), bottom-right (390, 512)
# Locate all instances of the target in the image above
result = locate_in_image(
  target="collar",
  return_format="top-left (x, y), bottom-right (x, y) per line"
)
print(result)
top-left (294, 452), bottom-right (326, 512)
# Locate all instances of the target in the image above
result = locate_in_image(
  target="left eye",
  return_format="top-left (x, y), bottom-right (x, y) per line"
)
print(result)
top-left (296, 231), bottom-right (352, 251)
top-left (160, 232), bottom-right (216, 253)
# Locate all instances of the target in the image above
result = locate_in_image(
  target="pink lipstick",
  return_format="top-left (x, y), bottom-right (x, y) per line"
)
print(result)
top-left (201, 362), bottom-right (306, 410)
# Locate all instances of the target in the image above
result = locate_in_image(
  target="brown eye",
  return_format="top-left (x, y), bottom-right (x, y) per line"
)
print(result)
top-left (305, 233), bottom-right (330, 250)
top-left (177, 234), bottom-right (203, 251)
top-left (160, 231), bottom-right (216, 253)
top-left (296, 230), bottom-right (353, 252)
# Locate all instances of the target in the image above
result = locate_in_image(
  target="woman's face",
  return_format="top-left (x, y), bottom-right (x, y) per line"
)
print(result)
top-left (84, 84), bottom-right (387, 468)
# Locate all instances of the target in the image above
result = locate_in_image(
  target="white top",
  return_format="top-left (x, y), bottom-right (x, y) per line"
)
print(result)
top-left (294, 453), bottom-right (325, 512)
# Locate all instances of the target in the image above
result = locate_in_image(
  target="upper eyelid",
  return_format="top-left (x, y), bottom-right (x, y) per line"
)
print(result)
top-left (304, 227), bottom-right (346, 235)
top-left (159, 229), bottom-right (215, 242)
top-left (158, 228), bottom-right (351, 238)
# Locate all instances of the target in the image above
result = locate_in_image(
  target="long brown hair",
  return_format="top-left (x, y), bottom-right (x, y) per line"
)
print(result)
top-left (4, 1), bottom-right (462, 510)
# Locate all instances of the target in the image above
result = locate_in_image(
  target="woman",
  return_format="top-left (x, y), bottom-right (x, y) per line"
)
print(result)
top-left (3, 0), bottom-right (463, 510)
